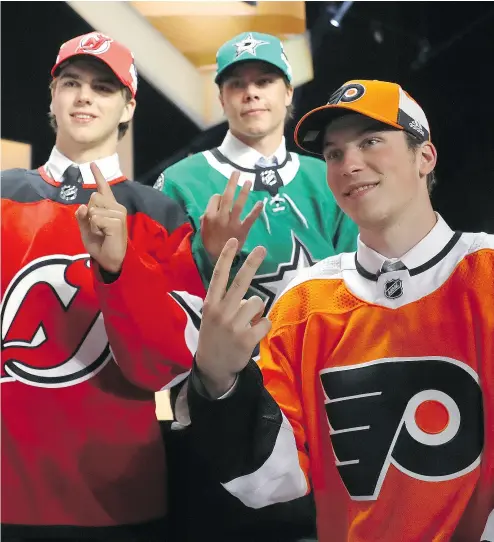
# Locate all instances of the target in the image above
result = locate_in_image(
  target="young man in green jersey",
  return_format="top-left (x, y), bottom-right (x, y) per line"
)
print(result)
top-left (156, 32), bottom-right (357, 541)
top-left (154, 32), bottom-right (357, 314)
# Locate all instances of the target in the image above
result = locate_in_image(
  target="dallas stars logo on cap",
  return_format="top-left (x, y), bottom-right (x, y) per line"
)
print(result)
top-left (234, 33), bottom-right (269, 59)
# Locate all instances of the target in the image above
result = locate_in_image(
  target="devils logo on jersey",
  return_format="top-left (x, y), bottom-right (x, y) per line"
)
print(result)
top-left (1, 254), bottom-right (111, 387)
top-left (320, 356), bottom-right (483, 500)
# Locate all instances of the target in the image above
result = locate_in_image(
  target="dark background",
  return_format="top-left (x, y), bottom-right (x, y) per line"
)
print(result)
top-left (2, 1), bottom-right (493, 232)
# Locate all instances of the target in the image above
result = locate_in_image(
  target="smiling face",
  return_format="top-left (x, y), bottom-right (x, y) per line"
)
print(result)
top-left (219, 61), bottom-right (293, 145)
top-left (322, 113), bottom-right (437, 231)
top-left (50, 58), bottom-right (136, 156)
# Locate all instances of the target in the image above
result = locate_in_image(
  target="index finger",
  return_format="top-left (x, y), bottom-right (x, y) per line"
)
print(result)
top-left (218, 170), bottom-right (240, 216)
top-left (206, 238), bottom-right (239, 305)
top-left (223, 245), bottom-right (267, 308)
top-left (90, 162), bottom-right (116, 200)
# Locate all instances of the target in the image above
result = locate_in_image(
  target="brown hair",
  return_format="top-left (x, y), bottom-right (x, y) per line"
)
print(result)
top-left (48, 75), bottom-right (133, 140)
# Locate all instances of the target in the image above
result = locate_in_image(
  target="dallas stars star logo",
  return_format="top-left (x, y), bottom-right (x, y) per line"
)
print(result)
top-left (251, 234), bottom-right (317, 314)
top-left (234, 33), bottom-right (269, 59)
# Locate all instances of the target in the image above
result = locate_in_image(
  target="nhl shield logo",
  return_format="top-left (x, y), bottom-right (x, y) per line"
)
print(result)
top-left (384, 278), bottom-right (403, 299)
top-left (261, 169), bottom-right (277, 186)
top-left (60, 185), bottom-right (78, 201)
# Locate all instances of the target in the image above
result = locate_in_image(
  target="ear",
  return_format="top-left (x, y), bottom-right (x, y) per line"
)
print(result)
top-left (218, 88), bottom-right (225, 109)
top-left (285, 84), bottom-right (294, 108)
top-left (49, 80), bottom-right (57, 113)
top-left (419, 141), bottom-right (437, 177)
top-left (119, 98), bottom-right (137, 124)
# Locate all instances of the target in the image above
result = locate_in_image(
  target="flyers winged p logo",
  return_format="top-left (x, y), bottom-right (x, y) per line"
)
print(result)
top-left (1, 255), bottom-right (111, 387)
top-left (320, 356), bottom-right (483, 500)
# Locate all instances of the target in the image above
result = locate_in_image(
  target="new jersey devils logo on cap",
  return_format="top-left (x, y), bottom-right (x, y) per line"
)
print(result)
top-left (1, 254), bottom-right (111, 388)
top-left (77, 32), bottom-right (113, 55)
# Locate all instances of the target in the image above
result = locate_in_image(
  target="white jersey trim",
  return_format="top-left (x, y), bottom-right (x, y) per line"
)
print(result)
top-left (273, 231), bottom-right (494, 310)
top-left (221, 411), bottom-right (307, 508)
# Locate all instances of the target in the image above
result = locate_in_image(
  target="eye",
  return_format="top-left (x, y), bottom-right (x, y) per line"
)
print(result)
top-left (226, 79), bottom-right (242, 89)
top-left (324, 149), bottom-right (341, 161)
top-left (361, 137), bottom-right (380, 148)
top-left (257, 77), bottom-right (272, 86)
top-left (94, 84), bottom-right (113, 93)
top-left (62, 80), bottom-right (77, 88)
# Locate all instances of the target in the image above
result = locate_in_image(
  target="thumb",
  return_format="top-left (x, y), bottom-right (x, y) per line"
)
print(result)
top-left (75, 204), bottom-right (89, 226)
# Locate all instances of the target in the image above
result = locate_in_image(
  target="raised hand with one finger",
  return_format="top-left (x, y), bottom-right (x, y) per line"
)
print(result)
top-left (75, 162), bottom-right (128, 273)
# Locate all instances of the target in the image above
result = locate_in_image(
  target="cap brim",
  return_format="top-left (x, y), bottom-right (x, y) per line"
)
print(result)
top-left (215, 58), bottom-right (288, 84)
top-left (51, 54), bottom-right (134, 97)
top-left (295, 103), bottom-right (403, 155)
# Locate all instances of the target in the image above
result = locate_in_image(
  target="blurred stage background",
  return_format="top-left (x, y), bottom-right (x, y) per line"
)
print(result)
top-left (2, 1), bottom-right (493, 230)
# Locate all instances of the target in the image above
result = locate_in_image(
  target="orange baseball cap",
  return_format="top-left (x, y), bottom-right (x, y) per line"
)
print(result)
top-left (51, 32), bottom-right (138, 98)
top-left (294, 80), bottom-right (430, 155)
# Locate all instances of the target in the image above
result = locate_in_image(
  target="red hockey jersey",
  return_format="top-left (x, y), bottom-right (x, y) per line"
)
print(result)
top-left (1, 167), bottom-right (204, 539)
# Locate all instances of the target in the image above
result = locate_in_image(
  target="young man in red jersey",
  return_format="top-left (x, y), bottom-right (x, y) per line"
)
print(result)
top-left (1, 31), bottom-right (259, 542)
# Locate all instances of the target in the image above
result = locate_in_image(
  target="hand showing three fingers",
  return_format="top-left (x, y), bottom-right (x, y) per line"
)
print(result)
top-left (201, 171), bottom-right (263, 262)
top-left (75, 163), bottom-right (128, 273)
top-left (196, 238), bottom-right (271, 398)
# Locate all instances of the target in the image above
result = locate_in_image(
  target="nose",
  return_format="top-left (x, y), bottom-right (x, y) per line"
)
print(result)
top-left (74, 83), bottom-right (94, 105)
top-left (243, 81), bottom-right (260, 102)
top-left (339, 147), bottom-right (365, 177)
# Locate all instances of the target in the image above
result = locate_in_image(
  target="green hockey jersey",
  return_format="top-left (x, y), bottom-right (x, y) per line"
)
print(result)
top-left (154, 141), bottom-right (357, 312)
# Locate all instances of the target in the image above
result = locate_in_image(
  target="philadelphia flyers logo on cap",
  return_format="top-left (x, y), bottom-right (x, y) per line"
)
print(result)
top-left (328, 82), bottom-right (366, 105)
top-left (77, 32), bottom-right (113, 55)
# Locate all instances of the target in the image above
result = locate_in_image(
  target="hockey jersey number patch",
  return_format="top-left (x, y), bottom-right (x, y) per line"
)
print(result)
top-left (320, 357), bottom-right (483, 500)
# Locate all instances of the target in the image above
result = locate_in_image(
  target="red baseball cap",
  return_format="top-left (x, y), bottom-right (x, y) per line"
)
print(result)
top-left (51, 32), bottom-right (138, 98)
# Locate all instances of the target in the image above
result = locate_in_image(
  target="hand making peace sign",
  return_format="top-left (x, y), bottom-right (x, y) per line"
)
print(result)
top-left (200, 171), bottom-right (263, 262)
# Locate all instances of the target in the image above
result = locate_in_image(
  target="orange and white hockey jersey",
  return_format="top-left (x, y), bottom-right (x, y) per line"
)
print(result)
top-left (186, 215), bottom-right (494, 542)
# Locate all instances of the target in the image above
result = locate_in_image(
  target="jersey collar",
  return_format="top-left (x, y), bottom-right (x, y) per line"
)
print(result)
top-left (217, 131), bottom-right (287, 170)
top-left (42, 147), bottom-right (124, 186)
top-left (356, 214), bottom-right (458, 279)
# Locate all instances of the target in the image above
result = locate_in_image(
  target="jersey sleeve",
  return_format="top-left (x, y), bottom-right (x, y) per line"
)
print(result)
top-left (160, 169), bottom-right (220, 289)
top-left (159, 167), bottom-right (244, 289)
top-left (93, 201), bottom-right (206, 393)
top-left (185, 294), bottom-right (310, 509)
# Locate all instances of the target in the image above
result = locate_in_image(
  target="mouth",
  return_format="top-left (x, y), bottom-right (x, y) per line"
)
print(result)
top-left (70, 112), bottom-right (97, 123)
top-left (344, 182), bottom-right (380, 198)
top-left (242, 109), bottom-right (268, 117)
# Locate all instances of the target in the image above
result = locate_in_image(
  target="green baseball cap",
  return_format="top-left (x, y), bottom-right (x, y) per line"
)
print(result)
top-left (215, 32), bottom-right (293, 84)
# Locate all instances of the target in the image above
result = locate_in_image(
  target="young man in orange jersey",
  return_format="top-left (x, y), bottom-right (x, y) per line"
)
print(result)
top-left (1, 31), bottom-right (257, 542)
top-left (177, 80), bottom-right (494, 541)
